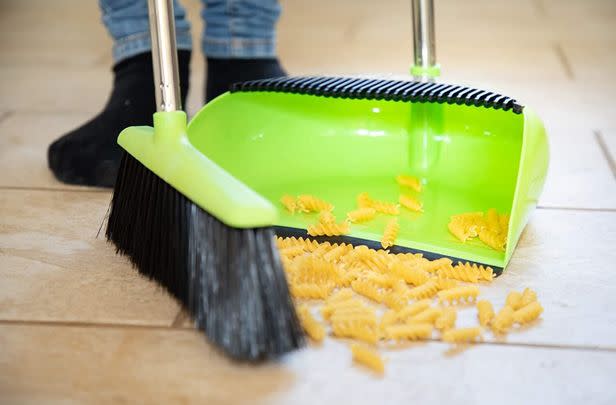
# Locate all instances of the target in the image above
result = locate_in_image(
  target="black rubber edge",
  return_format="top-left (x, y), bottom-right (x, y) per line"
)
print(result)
top-left (231, 76), bottom-right (524, 114)
top-left (273, 226), bottom-right (504, 277)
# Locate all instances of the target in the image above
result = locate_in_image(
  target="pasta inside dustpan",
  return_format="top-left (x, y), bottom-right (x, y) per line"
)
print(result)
top-left (186, 77), bottom-right (548, 273)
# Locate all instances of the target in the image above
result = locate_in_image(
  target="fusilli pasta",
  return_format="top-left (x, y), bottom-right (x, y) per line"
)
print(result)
top-left (399, 194), bottom-right (423, 212)
top-left (298, 305), bottom-right (326, 342)
top-left (381, 218), bottom-right (400, 249)
top-left (442, 327), bottom-right (482, 343)
top-left (437, 285), bottom-right (480, 304)
top-left (395, 174), bottom-right (422, 192)
top-left (351, 343), bottom-right (384, 374)
top-left (347, 207), bottom-right (377, 223)
top-left (476, 300), bottom-right (495, 327)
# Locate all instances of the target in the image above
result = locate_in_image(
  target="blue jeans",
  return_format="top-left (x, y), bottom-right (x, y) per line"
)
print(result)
top-left (99, 0), bottom-right (281, 62)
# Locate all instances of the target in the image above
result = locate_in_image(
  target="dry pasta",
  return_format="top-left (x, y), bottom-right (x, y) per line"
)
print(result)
top-left (297, 305), bottom-right (326, 342)
top-left (505, 291), bottom-right (523, 310)
top-left (434, 277), bottom-right (459, 291)
top-left (333, 321), bottom-right (378, 344)
top-left (520, 288), bottom-right (537, 307)
top-left (422, 257), bottom-right (453, 273)
top-left (357, 192), bottom-right (373, 208)
top-left (478, 228), bottom-right (506, 251)
top-left (399, 194), bottom-right (423, 212)
top-left (277, 236), bottom-right (321, 251)
top-left (321, 298), bottom-right (364, 321)
top-left (492, 306), bottom-right (515, 334)
top-left (280, 195), bottom-right (299, 213)
top-left (275, 233), bottom-right (544, 377)
top-left (476, 300), bottom-right (495, 327)
top-left (437, 285), bottom-right (480, 305)
top-left (292, 256), bottom-right (342, 285)
top-left (435, 307), bottom-right (457, 331)
top-left (407, 279), bottom-right (439, 299)
top-left (280, 245), bottom-right (307, 260)
top-left (395, 174), bottom-right (422, 192)
top-left (347, 207), bottom-right (377, 223)
top-left (409, 307), bottom-right (443, 324)
top-left (357, 192), bottom-right (399, 215)
top-left (298, 194), bottom-right (333, 213)
top-left (351, 343), bottom-right (384, 374)
top-left (442, 327), bottom-right (482, 343)
top-left (382, 292), bottom-right (408, 311)
top-left (322, 244), bottom-right (353, 263)
top-left (442, 262), bottom-right (494, 283)
top-left (371, 199), bottom-right (400, 215)
top-left (351, 279), bottom-right (384, 303)
top-left (393, 299), bottom-right (431, 321)
top-left (447, 212), bottom-right (484, 242)
top-left (390, 262), bottom-right (430, 286)
top-left (318, 210), bottom-right (337, 225)
top-left (385, 323), bottom-right (433, 341)
top-left (307, 221), bottom-right (350, 237)
top-left (486, 208), bottom-right (501, 234)
top-left (290, 283), bottom-right (334, 299)
top-left (438, 262), bottom-right (480, 283)
top-left (381, 218), bottom-right (400, 249)
top-left (513, 301), bottom-right (543, 325)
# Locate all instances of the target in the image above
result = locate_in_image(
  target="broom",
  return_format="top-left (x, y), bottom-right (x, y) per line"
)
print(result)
top-left (106, 0), bottom-right (304, 360)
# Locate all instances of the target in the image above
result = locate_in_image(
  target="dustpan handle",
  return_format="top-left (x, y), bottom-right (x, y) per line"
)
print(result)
top-left (148, 0), bottom-right (182, 112)
top-left (411, 0), bottom-right (440, 80)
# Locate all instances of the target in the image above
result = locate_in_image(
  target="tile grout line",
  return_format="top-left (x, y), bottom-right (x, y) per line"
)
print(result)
top-left (552, 42), bottom-right (575, 80)
top-left (0, 319), bottom-right (182, 332)
top-left (171, 310), bottom-right (190, 328)
top-left (2, 186), bottom-right (614, 212)
top-left (532, 0), bottom-right (547, 18)
top-left (0, 110), bottom-right (14, 124)
top-left (1, 319), bottom-right (615, 354)
top-left (0, 185), bottom-right (111, 194)
top-left (594, 130), bottom-right (616, 179)
top-left (537, 206), bottom-right (616, 212)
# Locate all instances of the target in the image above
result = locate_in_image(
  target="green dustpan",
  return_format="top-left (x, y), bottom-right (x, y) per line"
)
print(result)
top-left (118, 1), bottom-right (548, 274)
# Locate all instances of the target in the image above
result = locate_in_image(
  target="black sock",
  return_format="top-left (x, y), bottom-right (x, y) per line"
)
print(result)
top-left (47, 50), bottom-right (191, 187)
top-left (205, 57), bottom-right (286, 103)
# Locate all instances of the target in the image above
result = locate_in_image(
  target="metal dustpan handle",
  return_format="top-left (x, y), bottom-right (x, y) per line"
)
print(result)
top-left (411, 0), bottom-right (440, 80)
top-left (148, 0), bottom-right (182, 112)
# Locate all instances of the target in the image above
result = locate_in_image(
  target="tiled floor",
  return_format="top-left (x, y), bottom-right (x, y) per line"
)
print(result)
top-left (1, 0), bottom-right (615, 403)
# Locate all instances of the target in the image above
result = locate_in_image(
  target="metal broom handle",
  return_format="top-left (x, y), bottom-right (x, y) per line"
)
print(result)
top-left (148, 0), bottom-right (182, 112)
top-left (411, 0), bottom-right (437, 80)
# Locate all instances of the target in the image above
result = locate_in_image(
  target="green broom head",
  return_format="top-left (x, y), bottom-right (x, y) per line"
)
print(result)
top-left (105, 111), bottom-right (304, 360)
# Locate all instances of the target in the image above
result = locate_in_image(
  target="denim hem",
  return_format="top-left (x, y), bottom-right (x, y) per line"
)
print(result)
top-left (202, 37), bottom-right (277, 58)
top-left (112, 29), bottom-right (193, 63)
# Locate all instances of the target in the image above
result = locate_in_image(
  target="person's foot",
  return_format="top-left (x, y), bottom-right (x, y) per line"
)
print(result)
top-left (47, 51), bottom-right (191, 187)
top-left (205, 57), bottom-right (286, 103)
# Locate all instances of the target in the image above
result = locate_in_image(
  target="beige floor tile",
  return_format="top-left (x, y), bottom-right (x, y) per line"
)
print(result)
top-left (178, 209), bottom-right (616, 349)
top-left (0, 0), bottom-right (109, 68)
top-left (539, 126), bottom-right (616, 209)
top-left (1, 323), bottom-right (615, 404)
top-left (0, 189), bottom-right (180, 325)
top-left (0, 66), bottom-right (110, 113)
top-left (598, 129), bottom-right (616, 175)
top-left (0, 111), bottom-right (101, 190)
top-left (278, 0), bottom-right (563, 81)
top-left (560, 41), bottom-right (616, 80)
top-left (447, 209), bottom-right (616, 348)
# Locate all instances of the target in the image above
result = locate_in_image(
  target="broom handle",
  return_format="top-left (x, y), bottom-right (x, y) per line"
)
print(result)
top-left (411, 0), bottom-right (438, 80)
top-left (148, 0), bottom-right (182, 112)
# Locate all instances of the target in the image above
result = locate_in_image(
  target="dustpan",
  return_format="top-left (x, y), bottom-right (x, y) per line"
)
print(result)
top-left (121, 0), bottom-right (548, 274)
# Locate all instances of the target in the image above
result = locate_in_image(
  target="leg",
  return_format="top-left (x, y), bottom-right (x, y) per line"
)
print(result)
top-left (201, 0), bottom-right (286, 101)
top-left (48, 0), bottom-right (192, 187)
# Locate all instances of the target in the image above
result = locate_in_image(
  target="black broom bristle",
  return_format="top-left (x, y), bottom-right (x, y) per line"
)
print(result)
top-left (106, 153), bottom-right (305, 360)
